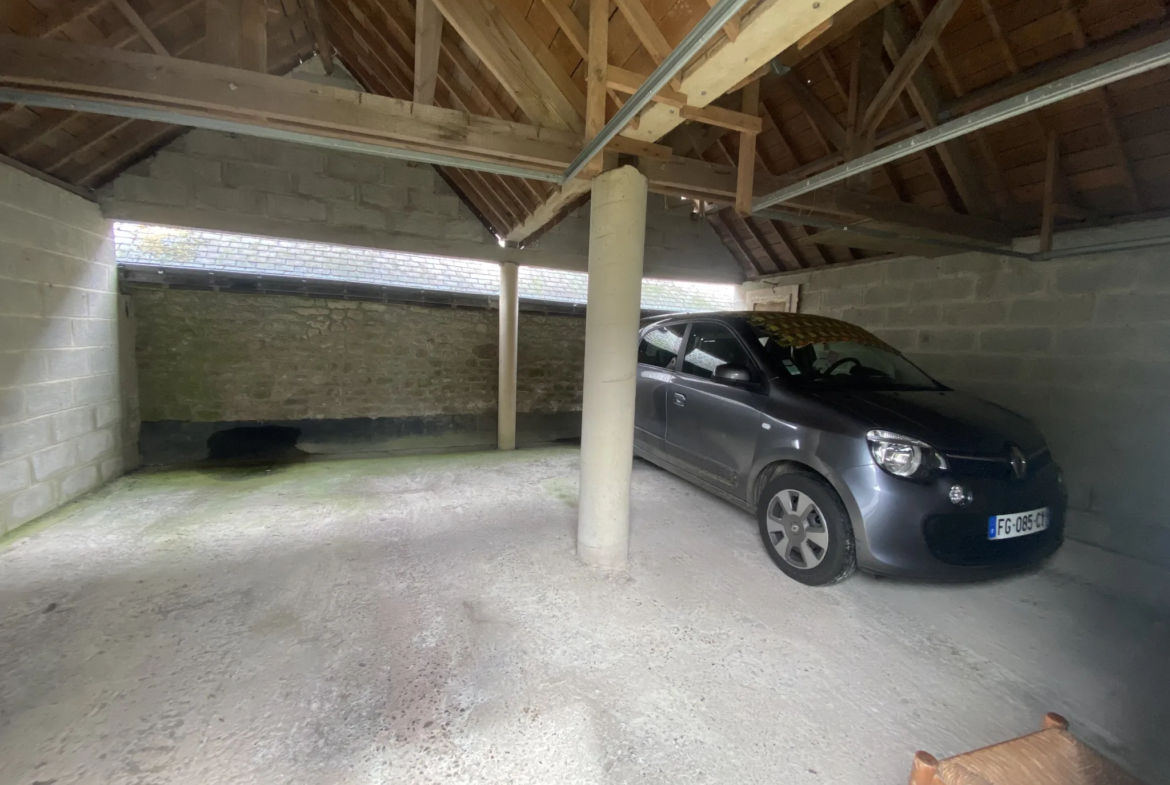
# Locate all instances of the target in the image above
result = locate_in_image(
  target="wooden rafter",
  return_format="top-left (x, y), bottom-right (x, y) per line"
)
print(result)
top-left (860, 0), bottom-right (961, 138)
top-left (710, 208), bottom-right (764, 277)
top-left (740, 216), bottom-right (784, 272)
top-left (109, 0), bottom-right (169, 55)
top-left (612, 0), bottom-right (684, 91)
top-left (880, 3), bottom-right (996, 217)
top-left (584, 0), bottom-right (608, 177)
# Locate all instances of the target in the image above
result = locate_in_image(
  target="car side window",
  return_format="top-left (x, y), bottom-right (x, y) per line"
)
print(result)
top-left (682, 323), bottom-right (755, 380)
top-left (638, 324), bottom-right (686, 368)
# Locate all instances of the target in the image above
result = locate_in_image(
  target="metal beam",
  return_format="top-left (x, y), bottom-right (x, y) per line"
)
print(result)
top-left (560, 0), bottom-right (752, 182)
top-left (754, 38), bottom-right (1170, 212)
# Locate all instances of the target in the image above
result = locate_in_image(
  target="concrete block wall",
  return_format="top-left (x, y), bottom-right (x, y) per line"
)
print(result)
top-left (0, 162), bottom-right (129, 536)
top-left (753, 245), bottom-right (1170, 568)
top-left (98, 131), bottom-right (742, 284)
top-left (128, 286), bottom-right (584, 461)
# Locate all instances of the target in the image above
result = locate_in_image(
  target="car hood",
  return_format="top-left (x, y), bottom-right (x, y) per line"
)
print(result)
top-left (812, 389), bottom-right (1046, 454)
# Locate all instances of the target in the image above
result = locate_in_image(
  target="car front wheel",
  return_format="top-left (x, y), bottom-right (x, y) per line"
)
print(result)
top-left (757, 472), bottom-right (856, 586)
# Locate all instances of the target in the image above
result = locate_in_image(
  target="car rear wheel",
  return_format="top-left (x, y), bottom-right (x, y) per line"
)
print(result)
top-left (757, 472), bottom-right (856, 586)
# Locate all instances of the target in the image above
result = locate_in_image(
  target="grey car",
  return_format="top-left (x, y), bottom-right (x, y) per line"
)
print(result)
top-left (634, 311), bottom-right (1065, 585)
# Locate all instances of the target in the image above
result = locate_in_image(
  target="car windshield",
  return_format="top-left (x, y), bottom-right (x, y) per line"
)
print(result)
top-left (747, 320), bottom-right (942, 391)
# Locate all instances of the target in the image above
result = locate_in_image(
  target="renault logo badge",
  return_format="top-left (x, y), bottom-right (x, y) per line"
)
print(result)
top-left (1009, 445), bottom-right (1028, 479)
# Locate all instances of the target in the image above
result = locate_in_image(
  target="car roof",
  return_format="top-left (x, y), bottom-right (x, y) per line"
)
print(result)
top-left (640, 310), bottom-right (892, 350)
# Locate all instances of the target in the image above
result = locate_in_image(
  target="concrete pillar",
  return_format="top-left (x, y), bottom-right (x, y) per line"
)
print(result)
top-left (577, 166), bottom-right (647, 570)
top-left (498, 262), bottom-right (519, 450)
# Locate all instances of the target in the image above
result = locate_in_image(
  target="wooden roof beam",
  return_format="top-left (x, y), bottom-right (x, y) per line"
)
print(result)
top-left (430, 0), bottom-right (584, 132)
top-left (860, 0), bottom-right (961, 138)
top-left (109, 0), bottom-right (169, 56)
top-left (612, 0), bottom-right (684, 91)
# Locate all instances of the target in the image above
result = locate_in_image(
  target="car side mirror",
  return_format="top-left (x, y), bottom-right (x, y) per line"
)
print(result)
top-left (714, 363), bottom-right (753, 385)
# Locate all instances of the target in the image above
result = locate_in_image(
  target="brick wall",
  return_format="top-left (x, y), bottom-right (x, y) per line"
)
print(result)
top-left (97, 130), bottom-right (742, 284)
top-left (0, 163), bottom-right (129, 536)
top-left (750, 243), bottom-right (1170, 568)
top-left (128, 286), bottom-right (584, 460)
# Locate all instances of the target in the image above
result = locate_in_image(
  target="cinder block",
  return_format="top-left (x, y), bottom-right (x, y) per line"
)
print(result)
top-left (51, 407), bottom-right (94, 442)
top-left (298, 175), bottom-right (355, 201)
top-left (93, 399), bottom-right (119, 429)
top-left (975, 266), bottom-right (1049, 299)
top-left (149, 152), bottom-right (222, 185)
top-left (260, 144), bottom-right (325, 173)
top-left (31, 442), bottom-right (75, 481)
top-left (25, 380), bottom-right (73, 417)
top-left (23, 316), bottom-right (74, 350)
top-left (86, 291), bottom-right (118, 319)
top-left (0, 280), bottom-right (43, 316)
top-left (951, 354), bottom-right (1024, 383)
top-left (71, 318), bottom-right (114, 348)
top-left (193, 185), bottom-right (264, 215)
top-left (1095, 292), bottom-right (1170, 325)
top-left (871, 328), bottom-right (917, 351)
top-left (359, 184), bottom-right (407, 209)
top-left (99, 455), bottom-right (123, 482)
top-left (42, 286), bottom-right (89, 317)
top-left (885, 304), bottom-right (939, 328)
top-left (408, 190), bottom-right (460, 217)
top-left (884, 257), bottom-right (944, 282)
top-left (76, 428), bottom-right (115, 464)
top-left (865, 284), bottom-right (907, 306)
top-left (59, 463), bottom-right (100, 499)
top-left (909, 276), bottom-right (975, 303)
top-left (979, 327), bottom-right (1053, 354)
top-left (7, 483), bottom-right (55, 528)
top-left (327, 155), bottom-right (384, 183)
top-left (1008, 296), bottom-right (1093, 326)
top-left (113, 175), bottom-right (190, 207)
top-left (182, 130), bottom-right (253, 160)
top-left (1052, 260), bottom-right (1139, 294)
top-left (833, 262), bottom-right (884, 289)
top-left (224, 162), bottom-right (293, 194)
top-left (384, 161), bottom-right (434, 190)
top-left (0, 458), bottom-right (30, 495)
top-left (917, 329), bottom-right (976, 352)
top-left (0, 349), bottom-right (48, 385)
top-left (0, 388), bottom-right (24, 424)
top-left (73, 373), bottom-right (117, 405)
top-left (328, 202), bottom-right (386, 230)
top-left (939, 301), bottom-right (1008, 327)
top-left (45, 349), bottom-right (89, 381)
top-left (1052, 325), bottom-right (1140, 357)
top-left (819, 287), bottom-right (865, 310)
top-left (267, 194), bottom-right (328, 222)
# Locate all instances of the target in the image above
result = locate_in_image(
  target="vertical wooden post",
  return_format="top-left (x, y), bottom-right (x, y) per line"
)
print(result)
top-left (205, 0), bottom-right (242, 67)
top-left (1043, 712), bottom-right (1070, 731)
top-left (584, 0), bottom-right (609, 176)
top-left (735, 78), bottom-right (760, 216)
top-left (414, 0), bottom-right (443, 105)
top-left (909, 751), bottom-right (939, 785)
top-left (1040, 130), bottom-right (1059, 253)
top-left (205, 0), bottom-right (266, 70)
top-left (240, 0), bottom-right (267, 71)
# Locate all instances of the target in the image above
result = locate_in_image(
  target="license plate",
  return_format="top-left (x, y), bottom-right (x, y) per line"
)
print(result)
top-left (988, 507), bottom-right (1049, 540)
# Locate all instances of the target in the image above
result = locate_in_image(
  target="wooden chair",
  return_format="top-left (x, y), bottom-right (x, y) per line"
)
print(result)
top-left (908, 713), bottom-right (1146, 785)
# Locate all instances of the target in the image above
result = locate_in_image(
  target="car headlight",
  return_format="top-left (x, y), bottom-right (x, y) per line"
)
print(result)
top-left (866, 430), bottom-right (948, 479)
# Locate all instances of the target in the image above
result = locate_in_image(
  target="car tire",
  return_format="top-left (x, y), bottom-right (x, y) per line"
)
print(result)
top-left (757, 472), bottom-right (856, 586)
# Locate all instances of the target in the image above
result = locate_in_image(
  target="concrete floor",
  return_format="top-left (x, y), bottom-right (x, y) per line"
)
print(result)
top-left (1, 447), bottom-right (1167, 785)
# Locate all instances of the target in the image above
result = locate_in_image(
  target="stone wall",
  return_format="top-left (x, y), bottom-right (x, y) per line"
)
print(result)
top-left (97, 130), bottom-right (742, 284)
top-left (129, 286), bottom-right (584, 462)
top-left (749, 240), bottom-right (1170, 568)
top-left (0, 163), bottom-right (129, 535)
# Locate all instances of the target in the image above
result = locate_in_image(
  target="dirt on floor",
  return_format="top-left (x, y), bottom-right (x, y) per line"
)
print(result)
top-left (0, 447), bottom-right (1167, 785)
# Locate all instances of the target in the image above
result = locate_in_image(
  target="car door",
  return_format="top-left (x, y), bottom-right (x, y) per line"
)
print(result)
top-left (634, 322), bottom-right (686, 457)
top-left (664, 321), bottom-right (766, 499)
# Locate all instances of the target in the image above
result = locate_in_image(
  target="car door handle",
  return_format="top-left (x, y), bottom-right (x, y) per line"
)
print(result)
top-left (672, 392), bottom-right (686, 406)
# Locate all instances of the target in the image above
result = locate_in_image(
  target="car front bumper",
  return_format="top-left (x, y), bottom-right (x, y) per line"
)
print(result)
top-left (838, 461), bottom-right (1066, 580)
